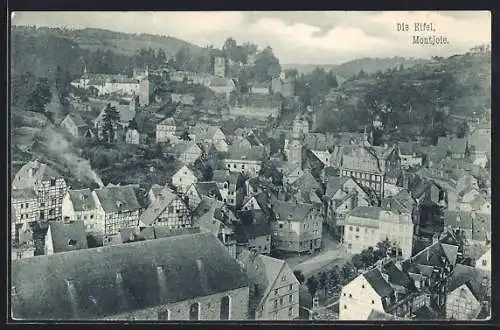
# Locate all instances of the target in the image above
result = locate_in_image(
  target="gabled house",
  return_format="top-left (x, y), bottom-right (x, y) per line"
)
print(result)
top-left (456, 187), bottom-right (482, 212)
top-left (139, 187), bottom-right (191, 229)
top-left (11, 220), bottom-right (35, 260)
top-left (12, 160), bottom-right (68, 222)
top-left (44, 221), bottom-right (88, 255)
top-left (475, 248), bottom-right (491, 273)
top-left (11, 233), bottom-right (250, 320)
top-left (59, 113), bottom-right (88, 138)
top-left (169, 141), bottom-right (203, 165)
top-left (443, 211), bottom-right (491, 251)
top-left (61, 189), bottom-right (102, 236)
top-left (148, 184), bottom-right (166, 205)
top-left (191, 125), bottom-right (228, 153)
top-left (172, 165), bottom-right (199, 194)
top-left (224, 146), bottom-right (266, 177)
top-left (125, 128), bottom-right (140, 145)
top-left (185, 182), bottom-right (223, 209)
top-left (11, 188), bottom-right (39, 241)
top-left (92, 185), bottom-right (142, 238)
top-left (234, 210), bottom-right (272, 256)
top-left (237, 250), bottom-right (300, 320)
top-left (445, 264), bottom-right (490, 320)
top-left (272, 202), bottom-right (323, 254)
top-left (156, 117), bottom-right (179, 143)
top-left (397, 142), bottom-right (424, 169)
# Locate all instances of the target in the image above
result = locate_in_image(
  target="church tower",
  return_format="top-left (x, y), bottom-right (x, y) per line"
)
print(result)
top-left (286, 139), bottom-right (303, 167)
top-left (139, 66), bottom-right (153, 107)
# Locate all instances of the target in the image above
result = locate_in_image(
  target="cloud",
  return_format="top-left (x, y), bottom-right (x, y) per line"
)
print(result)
top-left (12, 11), bottom-right (491, 64)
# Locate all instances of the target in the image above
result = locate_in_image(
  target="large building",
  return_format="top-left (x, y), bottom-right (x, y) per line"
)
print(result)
top-left (12, 160), bottom-right (68, 222)
top-left (224, 146), bottom-right (266, 177)
top-left (271, 202), bottom-right (323, 254)
top-left (344, 206), bottom-right (414, 259)
top-left (11, 233), bottom-right (250, 320)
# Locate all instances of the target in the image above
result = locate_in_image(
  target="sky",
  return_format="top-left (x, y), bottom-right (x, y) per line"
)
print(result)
top-left (12, 11), bottom-right (491, 64)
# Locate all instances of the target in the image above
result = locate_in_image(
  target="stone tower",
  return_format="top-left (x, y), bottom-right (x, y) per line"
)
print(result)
top-left (139, 66), bottom-right (152, 107)
top-left (214, 56), bottom-right (226, 78)
top-left (287, 139), bottom-right (302, 167)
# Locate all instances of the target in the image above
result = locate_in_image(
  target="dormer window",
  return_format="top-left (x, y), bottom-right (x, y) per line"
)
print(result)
top-left (68, 239), bottom-right (77, 247)
top-left (50, 178), bottom-right (56, 186)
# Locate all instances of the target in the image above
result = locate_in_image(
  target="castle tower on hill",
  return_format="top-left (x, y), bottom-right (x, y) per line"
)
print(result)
top-left (214, 57), bottom-right (226, 78)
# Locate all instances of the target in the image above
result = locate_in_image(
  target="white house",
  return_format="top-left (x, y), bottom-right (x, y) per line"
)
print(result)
top-left (170, 142), bottom-right (203, 165)
top-left (224, 146), bottom-right (266, 178)
top-left (339, 268), bottom-right (392, 320)
top-left (62, 189), bottom-right (103, 236)
top-left (156, 117), bottom-right (178, 143)
top-left (172, 165), bottom-right (198, 194)
top-left (125, 129), bottom-right (140, 145)
top-left (475, 248), bottom-right (491, 273)
top-left (45, 221), bottom-right (89, 255)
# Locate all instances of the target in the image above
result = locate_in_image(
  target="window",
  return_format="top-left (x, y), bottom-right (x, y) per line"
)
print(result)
top-left (371, 300), bottom-right (375, 304)
top-left (274, 300), bottom-right (278, 309)
top-left (227, 164), bottom-right (230, 168)
top-left (50, 178), bottom-right (56, 186)
top-left (41, 203), bottom-right (45, 207)
top-left (355, 235), bottom-right (359, 239)
top-left (355, 227), bottom-right (359, 232)
top-left (242, 165), bottom-right (245, 170)
top-left (289, 295), bottom-right (293, 303)
top-left (68, 239), bottom-right (77, 247)
top-left (281, 275), bottom-right (287, 281)
top-left (220, 296), bottom-right (230, 320)
top-left (274, 289), bottom-right (278, 295)
top-left (289, 284), bottom-right (293, 291)
top-left (344, 305), bottom-right (347, 310)
top-left (189, 302), bottom-right (199, 320)
top-left (349, 294), bottom-right (352, 298)
top-left (362, 285), bottom-right (365, 289)
top-left (20, 214), bottom-right (24, 219)
top-left (90, 215), bottom-right (94, 219)
top-left (349, 226), bottom-right (353, 231)
top-left (279, 224), bottom-right (283, 229)
top-left (280, 297), bottom-right (284, 305)
top-left (343, 293), bottom-right (346, 297)
top-left (84, 215), bottom-right (88, 220)
top-left (158, 308), bottom-right (170, 320)
top-left (347, 243), bottom-right (352, 249)
top-left (233, 164), bottom-right (237, 169)
top-left (482, 260), bottom-right (487, 266)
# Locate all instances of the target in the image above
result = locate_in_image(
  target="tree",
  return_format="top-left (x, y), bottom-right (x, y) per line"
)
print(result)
top-left (128, 118), bottom-right (139, 130)
top-left (252, 46), bottom-right (281, 82)
top-left (27, 78), bottom-right (52, 113)
top-left (319, 271), bottom-right (328, 296)
top-left (157, 48), bottom-right (167, 65)
top-left (351, 254), bottom-right (365, 271)
top-left (375, 238), bottom-right (392, 260)
top-left (305, 276), bottom-right (319, 299)
top-left (293, 270), bottom-right (306, 285)
top-left (102, 103), bottom-right (120, 144)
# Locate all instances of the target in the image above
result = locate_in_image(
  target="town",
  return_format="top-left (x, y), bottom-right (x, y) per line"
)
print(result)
top-left (10, 20), bottom-right (491, 321)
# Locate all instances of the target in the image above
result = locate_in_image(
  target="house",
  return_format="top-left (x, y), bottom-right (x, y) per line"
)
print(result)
top-left (456, 187), bottom-right (482, 212)
top-left (443, 211), bottom-right (491, 251)
top-left (148, 184), bottom-right (168, 205)
top-left (382, 189), bottom-right (418, 224)
top-left (11, 233), bottom-right (250, 320)
top-left (224, 146), bottom-right (266, 177)
top-left (475, 248), bottom-right (490, 273)
top-left (92, 185), bottom-right (142, 238)
top-left (172, 165), bottom-right (199, 194)
top-left (11, 188), bottom-right (39, 241)
top-left (397, 142), bottom-right (423, 169)
top-left (185, 182), bottom-right (222, 210)
top-left (467, 127), bottom-right (490, 168)
top-left (12, 160), bottom-right (68, 222)
top-left (237, 250), bottom-right (299, 320)
top-left (284, 139), bottom-right (303, 166)
top-left (445, 264), bottom-right (490, 320)
top-left (61, 189), bottom-right (102, 236)
top-left (216, 172), bottom-right (243, 208)
top-left (272, 202), bottom-right (323, 254)
top-left (344, 206), bottom-right (414, 259)
top-left (292, 116), bottom-right (309, 140)
top-left (156, 117), bottom-right (179, 143)
top-left (437, 137), bottom-right (468, 159)
top-left (169, 141), bottom-right (203, 165)
top-left (44, 221), bottom-right (88, 255)
top-left (249, 82), bottom-right (271, 95)
top-left (93, 103), bottom-right (136, 139)
top-left (139, 188), bottom-right (191, 229)
top-left (324, 176), bottom-right (373, 234)
top-left (234, 210), bottom-right (272, 256)
top-left (59, 113), bottom-right (88, 138)
top-left (409, 180), bottom-right (443, 207)
top-left (301, 133), bottom-right (338, 167)
top-left (191, 125), bottom-right (228, 152)
top-left (232, 135), bottom-right (253, 150)
top-left (125, 128), bottom-right (140, 145)
top-left (339, 267), bottom-right (396, 320)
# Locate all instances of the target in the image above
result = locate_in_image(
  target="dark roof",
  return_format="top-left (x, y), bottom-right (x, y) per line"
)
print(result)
top-left (11, 188), bottom-right (37, 200)
top-left (273, 202), bottom-right (314, 223)
top-left (47, 221), bottom-right (88, 253)
top-left (382, 261), bottom-right (413, 289)
top-left (13, 161), bottom-right (62, 189)
top-left (234, 211), bottom-right (272, 243)
top-left (226, 145), bottom-right (265, 161)
top-left (65, 113), bottom-right (87, 128)
top-left (446, 264), bottom-right (490, 302)
top-left (94, 186), bottom-right (141, 214)
top-left (12, 233), bottom-right (249, 320)
top-left (212, 170), bottom-right (229, 183)
top-left (192, 182), bottom-right (222, 200)
top-left (139, 188), bottom-right (182, 226)
top-left (349, 206), bottom-right (381, 220)
top-left (413, 305), bottom-right (440, 320)
top-left (68, 189), bottom-right (96, 212)
top-left (363, 268), bottom-right (394, 298)
top-left (397, 141), bottom-right (421, 156)
top-left (443, 211), bottom-right (491, 241)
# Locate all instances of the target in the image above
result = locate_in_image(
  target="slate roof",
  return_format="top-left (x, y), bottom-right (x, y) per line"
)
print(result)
top-left (47, 221), bottom-right (88, 253)
top-left (68, 189), bottom-right (96, 212)
top-left (443, 211), bottom-right (491, 241)
top-left (363, 268), bottom-right (394, 298)
top-left (11, 233), bottom-right (249, 320)
top-left (11, 188), bottom-right (37, 201)
top-left (64, 113), bottom-right (87, 128)
top-left (341, 147), bottom-right (383, 174)
top-left (382, 261), bottom-right (413, 289)
top-left (413, 305), bottom-right (440, 320)
top-left (234, 211), bottom-right (272, 243)
top-left (93, 186), bottom-right (141, 214)
top-left (292, 171), bottom-right (322, 191)
top-left (404, 242), bottom-right (458, 274)
top-left (349, 206), bottom-right (381, 220)
top-left (302, 133), bottom-right (338, 151)
top-left (397, 141), bottom-right (421, 156)
top-left (273, 202), bottom-right (314, 222)
top-left (382, 189), bottom-right (415, 214)
top-left (191, 182), bottom-right (222, 200)
top-left (94, 104), bottom-right (136, 125)
top-left (446, 264), bottom-right (490, 302)
top-left (158, 117), bottom-right (176, 126)
top-left (172, 141), bottom-right (200, 155)
top-left (226, 145), bottom-right (265, 161)
top-left (212, 170), bottom-right (230, 183)
top-left (139, 188), bottom-right (180, 226)
top-left (13, 161), bottom-right (62, 189)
